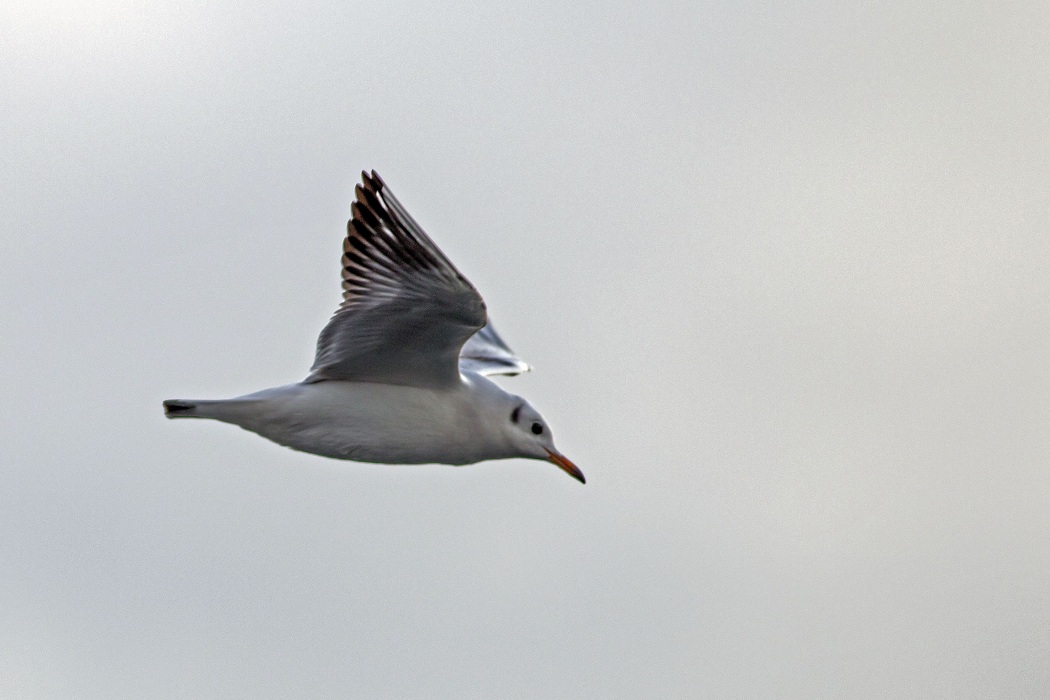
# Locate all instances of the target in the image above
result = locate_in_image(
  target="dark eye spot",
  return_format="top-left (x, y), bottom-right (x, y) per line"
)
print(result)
top-left (510, 405), bottom-right (521, 423)
top-left (531, 422), bottom-right (543, 435)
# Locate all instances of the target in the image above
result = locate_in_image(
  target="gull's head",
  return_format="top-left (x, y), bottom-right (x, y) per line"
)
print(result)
top-left (503, 399), bottom-right (585, 484)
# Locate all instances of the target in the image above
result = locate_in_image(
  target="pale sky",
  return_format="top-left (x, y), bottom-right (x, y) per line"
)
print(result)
top-left (2, 1), bottom-right (1049, 697)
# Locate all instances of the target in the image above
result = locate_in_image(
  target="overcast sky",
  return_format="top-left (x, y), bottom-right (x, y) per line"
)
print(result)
top-left (2, 1), bottom-right (1049, 697)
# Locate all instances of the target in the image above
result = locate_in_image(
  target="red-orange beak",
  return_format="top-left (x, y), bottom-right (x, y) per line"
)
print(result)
top-left (545, 449), bottom-right (585, 484)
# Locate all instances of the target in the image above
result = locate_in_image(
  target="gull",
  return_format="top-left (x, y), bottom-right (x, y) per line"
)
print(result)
top-left (163, 171), bottom-right (584, 483)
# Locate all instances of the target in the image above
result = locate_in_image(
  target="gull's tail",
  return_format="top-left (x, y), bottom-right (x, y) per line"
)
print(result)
top-left (163, 399), bottom-right (208, 418)
top-left (163, 395), bottom-right (271, 422)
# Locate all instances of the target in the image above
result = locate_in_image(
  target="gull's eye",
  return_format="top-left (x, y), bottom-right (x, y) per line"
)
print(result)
top-left (531, 422), bottom-right (543, 435)
top-left (511, 405), bottom-right (521, 423)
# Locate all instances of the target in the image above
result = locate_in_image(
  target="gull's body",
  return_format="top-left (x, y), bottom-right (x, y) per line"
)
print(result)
top-left (176, 372), bottom-right (527, 465)
top-left (164, 171), bottom-right (583, 483)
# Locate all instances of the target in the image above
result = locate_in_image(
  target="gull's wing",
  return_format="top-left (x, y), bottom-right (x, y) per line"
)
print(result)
top-left (306, 171), bottom-right (487, 389)
top-left (460, 321), bottom-right (531, 376)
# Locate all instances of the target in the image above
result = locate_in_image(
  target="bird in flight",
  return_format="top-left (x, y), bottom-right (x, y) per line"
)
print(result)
top-left (164, 171), bottom-right (584, 483)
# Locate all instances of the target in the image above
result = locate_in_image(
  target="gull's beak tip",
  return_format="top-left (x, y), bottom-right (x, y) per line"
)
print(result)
top-left (546, 449), bottom-right (586, 484)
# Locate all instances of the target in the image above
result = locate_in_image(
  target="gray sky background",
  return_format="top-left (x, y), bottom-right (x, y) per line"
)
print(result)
top-left (2, 1), bottom-right (1048, 697)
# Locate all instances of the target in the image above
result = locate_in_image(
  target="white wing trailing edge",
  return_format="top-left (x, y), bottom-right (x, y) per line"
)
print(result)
top-left (459, 322), bottom-right (531, 377)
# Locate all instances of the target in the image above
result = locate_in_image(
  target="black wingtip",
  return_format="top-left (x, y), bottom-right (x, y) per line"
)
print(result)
top-left (361, 170), bottom-right (384, 195)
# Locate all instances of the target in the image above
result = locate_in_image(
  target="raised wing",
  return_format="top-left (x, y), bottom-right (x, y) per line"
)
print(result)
top-left (306, 171), bottom-right (487, 388)
top-left (459, 321), bottom-right (531, 376)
